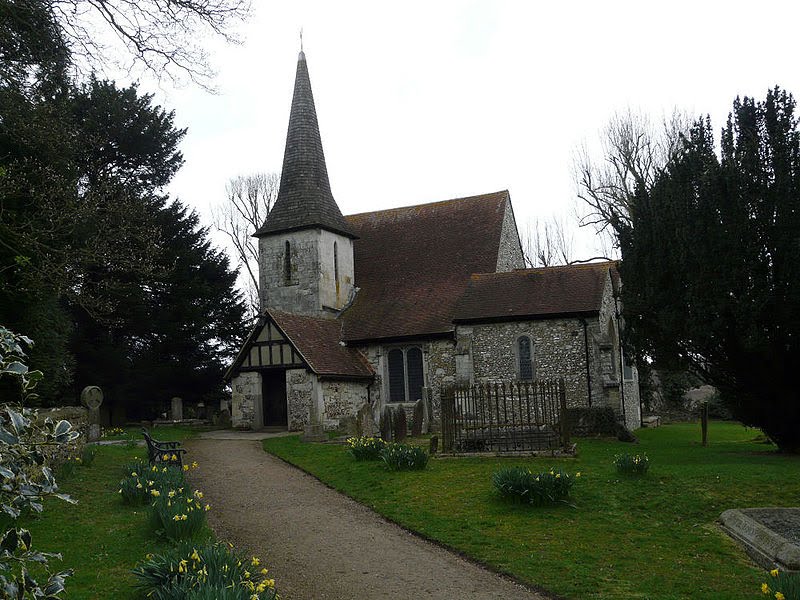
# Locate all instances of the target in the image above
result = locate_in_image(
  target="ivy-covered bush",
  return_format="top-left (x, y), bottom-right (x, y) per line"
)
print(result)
top-left (347, 436), bottom-right (387, 461)
top-left (761, 568), bottom-right (800, 600)
top-left (380, 443), bottom-right (429, 471)
top-left (0, 326), bottom-right (80, 597)
top-left (492, 466), bottom-right (578, 506)
top-left (613, 453), bottom-right (650, 475)
top-left (133, 541), bottom-right (277, 599)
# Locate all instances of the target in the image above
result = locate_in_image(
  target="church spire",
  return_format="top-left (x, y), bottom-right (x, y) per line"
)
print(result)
top-left (255, 50), bottom-right (356, 239)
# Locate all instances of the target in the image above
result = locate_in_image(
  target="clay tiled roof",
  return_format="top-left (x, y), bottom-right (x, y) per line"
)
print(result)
top-left (453, 262), bottom-right (616, 323)
top-left (254, 52), bottom-right (355, 239)
top-left (340, 191), bottom-right (511, 341)
top-left (269, 310), bottom-right (373, 378)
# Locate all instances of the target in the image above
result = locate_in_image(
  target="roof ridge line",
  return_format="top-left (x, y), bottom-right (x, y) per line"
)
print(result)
top-left (345, 190), bottom-right (509, 219)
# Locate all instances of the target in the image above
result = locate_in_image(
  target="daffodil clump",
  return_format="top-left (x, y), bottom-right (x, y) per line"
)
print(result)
top-left (101, 427), bottom-right (126, 438)
top-left (613, 453), bottom-right (650, 476)
top-left (346, 436), bottom-right (387, 461)
top-left (761, 568), bottom-right (800, 600)
top-left (118, 463), bottom-right (187, 505)
top-left (133, 541), bottom-right (278, 600)
top-left (380, 442), bottom-right (429, 471)
top-left (149, 488), bottom-right (209, 541)
top-left (492, 466), bottom-right (579, 506)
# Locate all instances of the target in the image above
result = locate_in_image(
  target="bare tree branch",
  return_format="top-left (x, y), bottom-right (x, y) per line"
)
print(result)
top-left (50, 0), bottom-right (251, 89)
top-left (521, 215), bottom-right (575, 268)
top-left (213, 172), bottom-right (278, 317)
top-left (574, 108), bottom-right (691, 240)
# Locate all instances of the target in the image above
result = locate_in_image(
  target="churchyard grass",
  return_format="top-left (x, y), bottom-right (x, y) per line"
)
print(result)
top-left (263, 422), bottom-right (800, 600)
top-left (20, 426), bottom-right (203, 599)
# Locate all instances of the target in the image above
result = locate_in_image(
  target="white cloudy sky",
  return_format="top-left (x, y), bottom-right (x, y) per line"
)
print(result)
top-left (138, 0), bottom-right (800, 260)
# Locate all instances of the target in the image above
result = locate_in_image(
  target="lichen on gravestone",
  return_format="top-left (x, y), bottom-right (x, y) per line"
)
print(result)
top-left (411, 399), bottom-right (424, 437)
top-left (379, 406), bottom-right (393, 441)
top-left (394, 407), bottom-right (407, 442)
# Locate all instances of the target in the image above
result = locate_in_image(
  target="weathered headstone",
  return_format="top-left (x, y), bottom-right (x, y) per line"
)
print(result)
top-left (379, 406), bottom-right (393, 441)
top-left (411, 399), bottom-right (424, 437)
top-left (171, 397), bottom-right (183, 421)
top-left (302, 386), bottom-right (326, 442)
top-left (80, 385), bottom-right (103, 442)
top-left (357, 403), bottom-right (375, 437)
top-left (429, 435), bottom-right (438, 455)
top-left (393, 407), bottom-right (407, 442)
top-left (421, 387), bottom-right (433, 433)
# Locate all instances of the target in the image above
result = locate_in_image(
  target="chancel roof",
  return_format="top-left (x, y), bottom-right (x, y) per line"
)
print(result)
top-left (340, 191), bottom-right (511, 342)
top-left (254, 51), bottom-right (355, 239)
top-left (453, 262), bottom-right (617, 323)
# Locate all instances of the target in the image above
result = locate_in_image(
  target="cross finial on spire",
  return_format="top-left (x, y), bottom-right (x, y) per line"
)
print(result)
top-left (300, 28), bottom-right (303, 52)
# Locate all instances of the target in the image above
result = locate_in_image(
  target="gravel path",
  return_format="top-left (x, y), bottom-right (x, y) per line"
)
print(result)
top-left (185, 438), bottom-right (547, 600)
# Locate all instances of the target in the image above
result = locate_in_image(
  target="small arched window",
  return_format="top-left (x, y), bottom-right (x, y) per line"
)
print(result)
top-left (517, 336), bottom-right (534, 381)
top-left (283, 240), bottom-right (292, 284)
top-left (333, 241), bottom-right (339, 285)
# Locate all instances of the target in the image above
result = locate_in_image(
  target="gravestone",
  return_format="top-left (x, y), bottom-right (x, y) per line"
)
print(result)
top-left (393, 408), bottom-right (407, 442)
top-left (357, 403), bottom-right (375, 437)
top-left (411, 399), bottom-right (424, 437)
top-left (429, 435), bottom-right (439, 455)
top-left (379, 406), bottom-right (393, 441)
top-left (80, 385), bottom-right (103, 442)
top-left (421, 388), bottom-right (433, 433)
top-left (171, 397), bottom-right (183, 421)
top-left (301, 389), bottom-right (326, 442)
top-left (721, 508), bottom-right (800, 571)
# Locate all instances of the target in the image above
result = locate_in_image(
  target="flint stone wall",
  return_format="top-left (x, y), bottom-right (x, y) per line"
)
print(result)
top-left (231, 371), bottom-right (261, 429)
top-left (495, 198), bottom-right (525, 272)
top-left (321, 379), bottom-right (369, 431)
top-left (464, 319), bottom-right (589, 410)
top-left (287, 368), bottom-right (313, 431)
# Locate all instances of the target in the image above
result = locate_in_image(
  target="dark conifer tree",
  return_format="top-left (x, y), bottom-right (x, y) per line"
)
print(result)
top-left (619, 88), bottom-right (800, 452)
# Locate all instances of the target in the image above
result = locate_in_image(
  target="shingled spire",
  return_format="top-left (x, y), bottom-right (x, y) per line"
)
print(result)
top-left (255, 51), bottom-right (356, 239)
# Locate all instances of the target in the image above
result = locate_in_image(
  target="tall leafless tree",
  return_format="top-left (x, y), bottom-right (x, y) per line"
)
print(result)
top-left (213, 172), bottom-right (278, 317)
top-left (521, 215), bottom-right (575, 267)
top-left (574, 109), bottom-right (690, 240)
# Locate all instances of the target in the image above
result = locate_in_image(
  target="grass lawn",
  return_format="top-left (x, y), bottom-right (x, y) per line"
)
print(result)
top-left (263, 422), bottom-right (800, 600)
top-left (21, 426), bottom-right (204, 599)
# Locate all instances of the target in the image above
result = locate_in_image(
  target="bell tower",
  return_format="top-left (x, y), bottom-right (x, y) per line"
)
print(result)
top-left (254, 50), bottom-right (357, 318)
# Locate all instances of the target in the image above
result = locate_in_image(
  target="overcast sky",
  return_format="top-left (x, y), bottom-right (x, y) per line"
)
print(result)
top-left (141, 0), bottom-right (800, 261)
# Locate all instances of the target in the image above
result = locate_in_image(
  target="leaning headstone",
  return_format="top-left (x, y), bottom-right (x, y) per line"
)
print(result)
top-left (393, 408), bottom-right (407, 442)
top-left (379, 406), bottom-right (393, 441)
top-left (357, 403), bottom-right (375, 437)
top-left (411, 399), bottom-right (424, 437)
top-left (421, 388), bottom-right (433, 433)
top-left (80, 385), bottom-right (103, 442)
top-left (171, 397), bottom-right (183, 421)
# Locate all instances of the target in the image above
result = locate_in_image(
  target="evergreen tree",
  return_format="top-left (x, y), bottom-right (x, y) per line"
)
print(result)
top-left (619, 88), bottom-right (800, 452)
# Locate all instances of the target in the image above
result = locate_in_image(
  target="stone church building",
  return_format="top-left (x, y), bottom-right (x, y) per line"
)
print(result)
top-left (226, 51), bottom-right (641, 433)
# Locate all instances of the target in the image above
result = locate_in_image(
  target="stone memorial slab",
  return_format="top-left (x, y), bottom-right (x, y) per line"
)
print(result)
top-left (80, 385), bottom-right (103, 442)
top-left (721, 507), bottom-right (800, 571)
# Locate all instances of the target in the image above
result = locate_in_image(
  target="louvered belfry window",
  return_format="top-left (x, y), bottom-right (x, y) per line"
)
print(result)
top-left (388, 349), bottom-right (406, 402)
top-left (283, 240), bottom-right (292, 284)
top-left (387, 347), bottom-right (425, 402)
top-left (518, 336), bottom-right (533, 380)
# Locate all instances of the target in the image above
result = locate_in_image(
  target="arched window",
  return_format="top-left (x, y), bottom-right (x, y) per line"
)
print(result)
top-left (406, 347), bottom-right (424, 402)
top-left (283, 240), bottom-right (292, 284)
top-left (387, 347), bottom-right (426, 403)
top-left (517, 336), bottom-right (534, 381)
top-left (388, 349), bottom-right (406, 402)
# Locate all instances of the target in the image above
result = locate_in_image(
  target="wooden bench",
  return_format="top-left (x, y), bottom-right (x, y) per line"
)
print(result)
top-left (141, 428), bottom-right (187, 467)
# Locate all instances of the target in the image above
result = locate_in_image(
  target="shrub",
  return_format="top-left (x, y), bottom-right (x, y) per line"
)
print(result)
top-left (761, 568), bottom-right (800, 600)
top-left (492, 466), bottom-right (577, 506)
top-left (133, 541), bottom-right (277, 599)
top-left (613, 453), bottom-right (650, 475)
top-left (380, 443), bottom-right (429, 471)
top-left (0, 326), bottom-right (79, 597)
top-left (149, 488), bottom-right (209, 541)
top-left (347, 436), bottom-right (387, 461)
